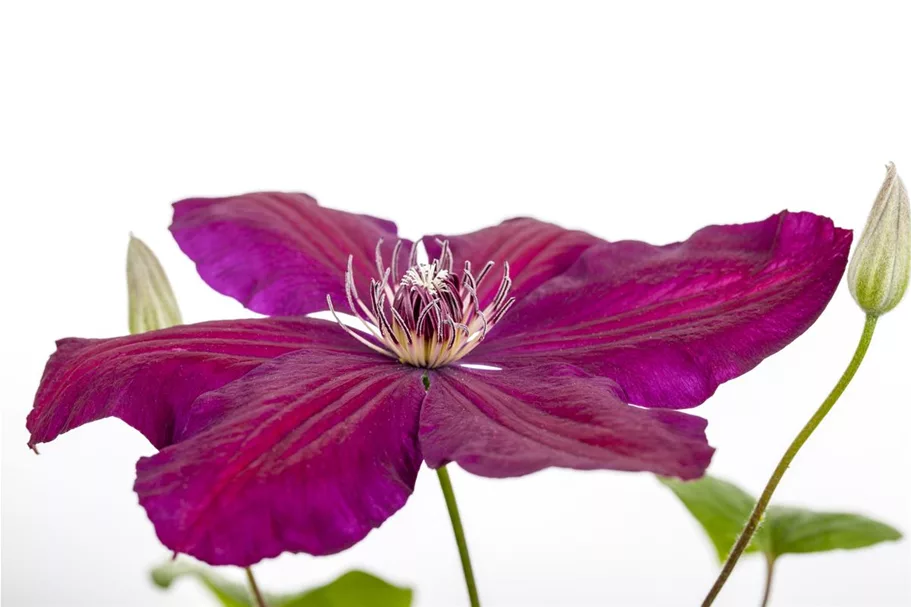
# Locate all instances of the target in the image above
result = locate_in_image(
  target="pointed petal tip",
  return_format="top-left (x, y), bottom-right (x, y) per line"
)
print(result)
top-left (471, 210), bottom-right (852, 409)
top-left (27, 318), bottom-right (367, 452)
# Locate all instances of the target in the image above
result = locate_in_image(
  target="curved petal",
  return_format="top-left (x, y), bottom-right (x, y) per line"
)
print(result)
top-left (28, 318), bottom-right (364, 449)
top-left (419, 363), bottom-right (713, 479)
top-left (135, 351), bottom-right (425, 565)
top-left (468, 212), bottom-right (852, 409)
top-left (424, 218), bottom-right (602, 306)
top-left (171, 192), bottom-right (407, 316)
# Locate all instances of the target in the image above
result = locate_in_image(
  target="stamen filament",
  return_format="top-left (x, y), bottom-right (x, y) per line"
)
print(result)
top-left (326, 295), bottom-right (396, 359)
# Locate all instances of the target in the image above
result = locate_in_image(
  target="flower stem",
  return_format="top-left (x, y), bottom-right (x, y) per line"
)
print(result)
top-left (436, 465), bottom-right (481, 607)
top-left (702, 314), bottom-right (878, 606)
top-left (759, 555), bottom-right (775, 607)
top-left (245, 566), bottom-right (267, 607)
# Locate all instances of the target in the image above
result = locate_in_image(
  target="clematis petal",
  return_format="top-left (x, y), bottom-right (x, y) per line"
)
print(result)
top-left (420, 363), bottom-right (713, 479)
top-left (135, 351), bottom-right (425, 566)
top-left (28, 318), bottom-right (366, 450)
top-left (468, 212), bottom-right (852, 408)
top-left (424, 218), bottom-right (601, 305)
top-left (171, 193), bottom-right (406, 316)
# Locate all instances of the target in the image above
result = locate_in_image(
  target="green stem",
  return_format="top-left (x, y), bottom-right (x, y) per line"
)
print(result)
top-left (702, 315), bottom-right (878, 606)
top-left (245, 566), bottom-right (267, 607)
top-left (436, 466), bottom-right (481, 607)
top-left (759, 555), bottom-right (775, 607)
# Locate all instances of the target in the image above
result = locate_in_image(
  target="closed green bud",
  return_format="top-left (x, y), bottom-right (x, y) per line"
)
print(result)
top-left (847, 163), bottom-right (910, 316)
top-left (127, 235), bottom-right (183, 334)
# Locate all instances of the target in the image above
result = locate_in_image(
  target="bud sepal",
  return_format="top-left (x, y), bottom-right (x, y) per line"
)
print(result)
top-left (127, 235), bottom-right (182, 334)
top-left (847, 162), bottom-right (910, 316)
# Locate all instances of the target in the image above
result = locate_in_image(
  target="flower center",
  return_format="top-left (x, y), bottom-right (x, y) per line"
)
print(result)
top-left (401, 264), bottom-right (451, 295)
top-left (327, 240), bottom-right (515, 368)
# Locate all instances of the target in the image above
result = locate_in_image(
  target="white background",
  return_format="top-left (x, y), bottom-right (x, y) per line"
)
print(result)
top-left (2, 2), bottom-right (910, 606)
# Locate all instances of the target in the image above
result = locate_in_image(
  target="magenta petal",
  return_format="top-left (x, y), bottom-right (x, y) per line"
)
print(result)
top-left (171, 193), bottom-right (406, 316)
top-left (28, 318), bottom-right (364, 449)
top-left (135, 351), bottom-right (425, 565)
top-left (469, 212), bottom-right (852, 408)
top-left (419, 364), bottom-right (713, 479)
top-left (424, 218), bottom-right (601, 305)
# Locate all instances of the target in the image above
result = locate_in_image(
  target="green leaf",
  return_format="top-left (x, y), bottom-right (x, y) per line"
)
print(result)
top-left (765, 506), bottom-right (903, 556)
top-left (151, 561), bottom-right (250, 607)
top-left (662, 475), bottom-right (902, 563)
top-left (151, 560), bottom-right (413, 607)
top-left (659, 476), bottom-right (769, 561)
top-left (127, 235), bottom-right (182, 334)
top-left (277, 570), bottom-right (413, 607)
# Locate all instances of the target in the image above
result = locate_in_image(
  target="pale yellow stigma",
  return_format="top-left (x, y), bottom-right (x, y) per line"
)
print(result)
top-left (401, 263), bottom-right (451, 295)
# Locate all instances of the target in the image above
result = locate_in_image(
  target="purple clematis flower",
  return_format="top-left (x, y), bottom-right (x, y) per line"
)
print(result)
top-left (28, 193), bottom-right (851, 566)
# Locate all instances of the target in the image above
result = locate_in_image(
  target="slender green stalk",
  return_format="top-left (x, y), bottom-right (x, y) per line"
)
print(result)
top-left (703, 315), bottom-right (878, 606)
top-left (759, 555), bottom-right (775, 607)
top-left (436, 466), bottom-right (481, 607)
top-left (245, 566), bottom-right (267, 607)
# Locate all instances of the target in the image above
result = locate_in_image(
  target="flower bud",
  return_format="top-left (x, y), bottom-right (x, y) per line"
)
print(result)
top-left (127, 235), bottom-right (182, 334)
top-left (847, 163), bottom-right (910, 316)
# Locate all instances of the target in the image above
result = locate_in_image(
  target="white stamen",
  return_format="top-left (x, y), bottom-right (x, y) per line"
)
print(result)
top-left (326, 295), bottom-right (396, 359)
top-left (329, 239), bottom-right (515, 368)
